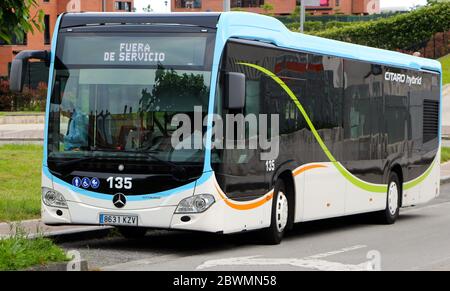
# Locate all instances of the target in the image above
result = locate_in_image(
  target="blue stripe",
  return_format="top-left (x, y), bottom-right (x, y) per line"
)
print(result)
top-left (439, 71), bottom-right (443, 145)
top-left (43, 14), bottom-right (63, 166)
top-left (43, 167), bottom-right (212, 201)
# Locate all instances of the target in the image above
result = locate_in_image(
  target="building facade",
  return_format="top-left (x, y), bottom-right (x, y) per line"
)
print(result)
top-left (172, 0), bottom-right (297, 15)
top-left (305, 0), bottom-right (380, 16)
top-left (0, 0), bottom-right (134, 77)
top-left (172, 0), bottom-right (380, 16)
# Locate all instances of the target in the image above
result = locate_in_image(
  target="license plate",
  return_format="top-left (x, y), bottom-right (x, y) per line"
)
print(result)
top-left (99, 214), bottom-right (138, 226)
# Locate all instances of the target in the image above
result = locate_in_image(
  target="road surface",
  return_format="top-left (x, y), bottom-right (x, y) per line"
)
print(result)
top-left (59, 182), bottom-right (450, 271)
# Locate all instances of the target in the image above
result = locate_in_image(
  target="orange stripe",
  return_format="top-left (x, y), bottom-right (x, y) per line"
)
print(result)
top-left (293, 164), bottom-right (327, 177)
top-left (215, 184), bottom-right (274, 211)
top-left (214, 164), bottom-right (325, 211)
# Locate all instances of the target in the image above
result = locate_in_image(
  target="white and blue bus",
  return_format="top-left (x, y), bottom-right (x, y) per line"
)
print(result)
top-left (10, 12), bottom-right (441, 244)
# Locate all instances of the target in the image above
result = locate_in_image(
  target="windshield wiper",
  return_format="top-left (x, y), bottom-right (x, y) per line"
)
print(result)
top-left (129, 151), bottom-right (192, 181)
top-left (49, 157), bottom-right (100, 177)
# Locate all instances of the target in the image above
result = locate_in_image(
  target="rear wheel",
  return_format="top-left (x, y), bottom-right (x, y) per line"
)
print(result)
top-left (261, 180), bottom-right (290, 245)
top-left (377, 172), bottom-right (400, 224)
top-left (117, 227), bottom-right (147, 239)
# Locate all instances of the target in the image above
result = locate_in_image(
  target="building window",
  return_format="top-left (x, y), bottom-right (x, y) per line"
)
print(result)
top-left (175, 0), bottom-right (202, 8)
top-left (231, 0), bottom-right (265, 8)
top-left (0, 33), bottom-right (27, 45)
top-left (335, 0), bottom-right (340, 6)
top-left (44, 15), bottom-right (51, 45)
top-left (115, 1), bottom-right (132, 12)
top-left (44, 0), bottom-right (50, 2)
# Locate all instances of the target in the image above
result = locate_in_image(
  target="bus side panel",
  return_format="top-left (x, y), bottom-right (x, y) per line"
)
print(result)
top-left (402, 70), bottom-right (441, 206)
top-left (293, 169), bottom-right (305, 223)
top-left (402, 185), bottom-right (420, 207)
top-left (344, 179), bottom-right (386, 216)
top-left (302, 162), bottom-right (346, 221)
top-left (419, 149), bottom-right (441, 204)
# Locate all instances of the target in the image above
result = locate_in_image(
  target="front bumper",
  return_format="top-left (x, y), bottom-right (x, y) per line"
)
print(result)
top-left (42, 171), bottom-right (273, 234)
top-left (42, 199), bottom-right (224, 233)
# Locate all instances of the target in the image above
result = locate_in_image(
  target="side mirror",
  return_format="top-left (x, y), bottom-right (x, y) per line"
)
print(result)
top-left (225, 72), bottom-right (246, 110)
top-left (9, 50), bottom-right (49, 92)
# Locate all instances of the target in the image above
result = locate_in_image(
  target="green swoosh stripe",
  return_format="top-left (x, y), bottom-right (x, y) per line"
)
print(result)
top-left (237, 62), bottom-right (435, 193)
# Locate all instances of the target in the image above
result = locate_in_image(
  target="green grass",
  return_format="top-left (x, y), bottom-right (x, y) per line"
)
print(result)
top-left (442, 147), bottom-right (450, 164)
top-left (0, 111), bottom-right (44, 116)
top-left (0, 144), bottom-right (43, 222)
top-left (0, 226), bottom-right (68, 271)
top-left (439, 54), bottom-right (450, 85)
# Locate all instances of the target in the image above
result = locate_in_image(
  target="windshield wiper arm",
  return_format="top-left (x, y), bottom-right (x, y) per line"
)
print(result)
top-left (49, 157), bottom-right (99, 177)
top-left (122, 151), bottom-right (191, 181)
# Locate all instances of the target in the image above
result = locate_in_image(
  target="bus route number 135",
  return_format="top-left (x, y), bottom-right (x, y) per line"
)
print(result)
top-left (107, 177), bottom-right (133, 190)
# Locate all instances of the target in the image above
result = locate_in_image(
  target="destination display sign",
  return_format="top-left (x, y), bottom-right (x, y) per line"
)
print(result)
top-left (62, 35), bottom-right (208, 67)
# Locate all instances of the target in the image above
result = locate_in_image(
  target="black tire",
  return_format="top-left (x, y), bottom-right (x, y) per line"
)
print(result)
top-left (117, 227), bottom-right (147, 239)
top-left (377, 172), bottom-right (401, 224)
top-left (260, 180), bottom-right (291, 245)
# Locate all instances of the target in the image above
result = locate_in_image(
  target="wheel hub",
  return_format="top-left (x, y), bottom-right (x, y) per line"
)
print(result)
top-left (388, 182), bottom-right (399, 216)
top-left (276, 191), bottom-right (289, 232)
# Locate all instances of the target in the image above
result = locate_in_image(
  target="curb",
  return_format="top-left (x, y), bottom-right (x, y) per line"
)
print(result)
top-left (0, 222), bottom-right (113, 242)
top-left (24, 260), bottom-right (89, 271)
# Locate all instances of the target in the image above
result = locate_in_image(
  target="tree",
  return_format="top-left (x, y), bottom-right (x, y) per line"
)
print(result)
top-left (427, 0), bottom-right (440, 5)
top-left (143, 4), bottom-right (153, 12)
top-left (0, 0), bottom-right (44, 44)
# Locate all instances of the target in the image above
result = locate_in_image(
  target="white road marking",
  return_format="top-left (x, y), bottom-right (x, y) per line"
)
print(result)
top-left (305, 244), bottom-right (367, 259)
top-left (196, 245), bottom-right (374, 271)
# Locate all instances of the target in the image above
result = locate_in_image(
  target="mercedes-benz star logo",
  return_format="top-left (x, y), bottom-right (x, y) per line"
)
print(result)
top-left (112, 193), bottom-right (126, 208)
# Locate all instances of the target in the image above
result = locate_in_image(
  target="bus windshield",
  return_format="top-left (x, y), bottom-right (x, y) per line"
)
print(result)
top-left (47, 32), bottom-right (214, 167)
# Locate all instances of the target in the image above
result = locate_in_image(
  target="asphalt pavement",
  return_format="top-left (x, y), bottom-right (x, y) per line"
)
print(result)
top-left (59, 183), bottom-right (450, 271)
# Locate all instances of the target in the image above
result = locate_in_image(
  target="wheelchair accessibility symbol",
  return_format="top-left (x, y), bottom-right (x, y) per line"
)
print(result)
top-left (81, 177), bottom-right (91, 189)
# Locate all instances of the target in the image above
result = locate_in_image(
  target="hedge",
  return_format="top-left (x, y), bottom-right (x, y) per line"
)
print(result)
top-left (277, 11), bottom-right (403, 25)
top-left (286, 21), bottom-right (353, 32)
top-left (309, 2), bottom-right (450, 51)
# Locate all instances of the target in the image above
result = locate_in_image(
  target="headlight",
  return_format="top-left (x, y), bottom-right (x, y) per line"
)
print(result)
top-left (175, 194), bottom-right (215, 214)
top-left (42, 188), bottom-right (68, 208)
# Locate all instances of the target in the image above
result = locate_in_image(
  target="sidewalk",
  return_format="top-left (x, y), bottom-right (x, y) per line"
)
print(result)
top-left (0, 114), bottom-right (44, 144)
top-left (0, 123), bottom-right (44, 140)
top-left (0, 219), bottom-right (110, 239)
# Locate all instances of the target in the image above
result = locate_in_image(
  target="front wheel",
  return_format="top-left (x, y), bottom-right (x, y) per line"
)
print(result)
top-left (377, 172), bottom-right (400, 224)
top-left (260, 180), bottom-right (290, 245)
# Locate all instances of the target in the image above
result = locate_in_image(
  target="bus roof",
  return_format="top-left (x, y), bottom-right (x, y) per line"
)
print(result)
top-left (58, 12), bottom-right (441, 74)
top-left (217, 12), bottom-right (442, 74)
top-left (60, 12), bottom-right (220, 29)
